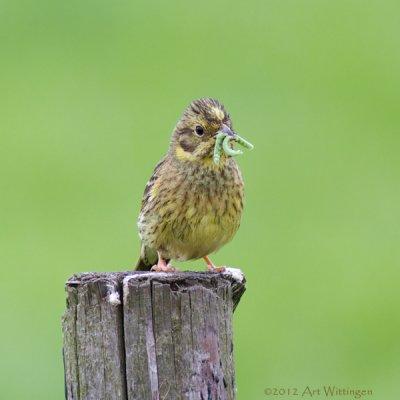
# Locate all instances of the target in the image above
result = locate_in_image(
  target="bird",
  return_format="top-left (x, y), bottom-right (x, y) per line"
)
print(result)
top-left (136, 98), bottom-right (253, 272)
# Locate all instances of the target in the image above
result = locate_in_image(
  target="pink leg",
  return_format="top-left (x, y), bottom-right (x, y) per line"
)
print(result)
top-left (203, 256), bottom-right (226, 273)
top-left (151, 252), bottom-right (176, 272)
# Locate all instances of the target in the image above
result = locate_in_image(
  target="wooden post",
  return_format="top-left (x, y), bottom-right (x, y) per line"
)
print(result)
top-left (62, 270), bottom-right (246, 400)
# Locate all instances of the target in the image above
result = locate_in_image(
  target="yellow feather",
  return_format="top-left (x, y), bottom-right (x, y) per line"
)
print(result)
top-left (211, 107), bottom-right (225, 121)
top-left (175, 146), bottom-right (196, 161)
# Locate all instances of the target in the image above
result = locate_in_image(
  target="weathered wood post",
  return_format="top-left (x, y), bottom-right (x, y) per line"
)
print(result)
top-left (62, 270), bottom-right (246, 400)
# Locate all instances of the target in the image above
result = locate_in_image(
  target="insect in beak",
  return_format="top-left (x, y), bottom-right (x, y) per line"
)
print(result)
top-left (213, 124), bottom-right (254, 164)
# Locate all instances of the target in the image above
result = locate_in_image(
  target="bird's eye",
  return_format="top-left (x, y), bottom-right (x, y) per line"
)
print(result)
top-left (195, 125), bottom-right (204, 136)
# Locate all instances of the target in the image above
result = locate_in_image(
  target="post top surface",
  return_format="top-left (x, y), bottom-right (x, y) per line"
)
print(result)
top-left (66, 268), bottom-right (245, 286)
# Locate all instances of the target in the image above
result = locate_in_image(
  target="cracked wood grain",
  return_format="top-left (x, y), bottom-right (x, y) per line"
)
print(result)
top-left (63, 270), bottom-right (245, 400)
top-left (62, 273), bottom-right (127, 400)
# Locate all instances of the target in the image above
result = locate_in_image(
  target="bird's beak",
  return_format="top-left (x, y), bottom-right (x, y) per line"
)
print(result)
top-left (220, 124), bottom-right (236, 138)
top-left (213, 124), bottom-right (254, 164)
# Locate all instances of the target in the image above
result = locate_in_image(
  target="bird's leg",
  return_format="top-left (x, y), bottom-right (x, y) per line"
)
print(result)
top-left (203, 255), bottom-right (226, 273)
top-left (151, 252), bottom-right (176, 272)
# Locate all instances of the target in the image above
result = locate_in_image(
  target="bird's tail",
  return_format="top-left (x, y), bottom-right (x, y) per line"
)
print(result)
top-left (135, 245), bottom-right (158, 271)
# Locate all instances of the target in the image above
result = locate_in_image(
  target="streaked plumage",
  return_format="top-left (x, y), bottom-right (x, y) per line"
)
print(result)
top-left (136, 98), bottom-right (246, 272)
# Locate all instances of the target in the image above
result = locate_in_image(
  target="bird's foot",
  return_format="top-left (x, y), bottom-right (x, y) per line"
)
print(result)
top-left (150, 253), bottom-right (177, 272)
top-left (151, 264), bottom-right (177, 272)
top-left (207, 265), bottom-right (226, 273)
top-left (203, 255), bottom-right (226, 273)
top-left (151, 259), bottom-right (176, 273)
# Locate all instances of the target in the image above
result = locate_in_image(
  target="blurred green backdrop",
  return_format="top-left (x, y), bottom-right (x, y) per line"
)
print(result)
top-left (1, 0), bottom-right (399, 398)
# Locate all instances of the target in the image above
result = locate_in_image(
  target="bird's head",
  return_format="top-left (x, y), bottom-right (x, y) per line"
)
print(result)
top-left (170, 98), bottom-right (253, 167)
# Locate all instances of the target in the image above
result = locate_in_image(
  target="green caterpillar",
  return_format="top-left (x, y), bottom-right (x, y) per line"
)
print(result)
top-left (213, 131), bottom-right (254, 165)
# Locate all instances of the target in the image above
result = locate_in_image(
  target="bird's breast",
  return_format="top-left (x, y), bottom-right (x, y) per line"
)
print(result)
top-left (161, 160), bottom-right (244, 259)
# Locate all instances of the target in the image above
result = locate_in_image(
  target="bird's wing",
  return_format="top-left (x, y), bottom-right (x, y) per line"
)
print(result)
top-left (136, 157), bottom-right (169, 271)
top-left (140, 156), bottom-right (167, 210)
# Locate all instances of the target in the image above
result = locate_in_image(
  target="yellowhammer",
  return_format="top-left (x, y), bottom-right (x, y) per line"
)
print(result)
top-left (136, 98), bottom-right (253, 272)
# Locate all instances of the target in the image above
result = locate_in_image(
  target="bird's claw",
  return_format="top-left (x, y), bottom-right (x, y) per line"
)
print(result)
top-left (207, 265), bottom-right (226, 273)
top-left (151, 264), bottom-right (177, 273)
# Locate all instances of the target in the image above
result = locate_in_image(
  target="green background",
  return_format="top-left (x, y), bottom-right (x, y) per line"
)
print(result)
top-left (1, 0), bottom-right (399, 398)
